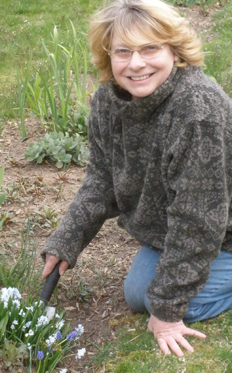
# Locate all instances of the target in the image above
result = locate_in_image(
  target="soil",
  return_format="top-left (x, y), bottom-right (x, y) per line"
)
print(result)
top-left (0, 5), bottom-right (220, 373)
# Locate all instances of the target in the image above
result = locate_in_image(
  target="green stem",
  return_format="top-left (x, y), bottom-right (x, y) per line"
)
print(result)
top-left (29, 349), bottom-right (32, 373)
top-left (37, 359), bottom-right (41, 373)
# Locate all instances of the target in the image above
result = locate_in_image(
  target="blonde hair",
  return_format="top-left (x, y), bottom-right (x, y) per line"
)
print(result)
top-left (89, 0), bottom-right (204, 83)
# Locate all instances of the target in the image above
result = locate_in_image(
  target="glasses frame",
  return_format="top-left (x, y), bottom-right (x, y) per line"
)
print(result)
top-left (108, 43), bottom-right (164, 62)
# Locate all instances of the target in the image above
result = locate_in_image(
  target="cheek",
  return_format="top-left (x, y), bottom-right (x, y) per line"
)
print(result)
top-left (111, 63), bottom-right (121, 77)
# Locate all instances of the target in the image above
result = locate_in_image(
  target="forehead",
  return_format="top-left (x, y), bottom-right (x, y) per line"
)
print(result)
top-left (111, 24), bottom-right (157, 48)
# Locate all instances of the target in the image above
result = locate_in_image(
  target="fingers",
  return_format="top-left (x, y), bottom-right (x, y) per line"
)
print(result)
top-left (148, 315), bottom-right (206, 357)
top-left (59, 260), bottom-right (69, 276)
top-left (157, 333), bottom-right (196, 357)
top-left (41, 254), bottom-right (69, 279)
top-left (157, 335), bottom-right (192, 358)
top-left (185, 327), bottom-right (206, 339)
top-left (157, 337), bottom-right (171, 356)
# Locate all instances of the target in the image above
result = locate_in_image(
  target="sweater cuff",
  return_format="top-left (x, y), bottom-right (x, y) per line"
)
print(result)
top-left (40, 246), bottom-right (76, 269)
top-left (149, 301), bottom-right (188, 322)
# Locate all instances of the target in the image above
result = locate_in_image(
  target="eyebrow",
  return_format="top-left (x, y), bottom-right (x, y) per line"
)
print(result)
top-left (111, 43), bottom-right (132, 48)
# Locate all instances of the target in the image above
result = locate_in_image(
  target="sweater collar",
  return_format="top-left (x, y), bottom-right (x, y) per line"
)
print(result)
top-left (108, 66), bottom-right (182, 122)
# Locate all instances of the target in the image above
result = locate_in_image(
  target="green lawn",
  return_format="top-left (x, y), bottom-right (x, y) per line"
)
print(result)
top-left (0, 0), bottom-right (100, 120)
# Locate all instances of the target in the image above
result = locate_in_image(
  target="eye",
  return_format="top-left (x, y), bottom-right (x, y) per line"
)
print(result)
top-left (142, 44), bottom-right (160, 53)
top-left (115, 48), bottom-right (130, 55)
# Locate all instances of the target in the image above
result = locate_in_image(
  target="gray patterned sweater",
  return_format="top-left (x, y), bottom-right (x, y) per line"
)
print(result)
top-left (41, 65), bottom-right (232, 322)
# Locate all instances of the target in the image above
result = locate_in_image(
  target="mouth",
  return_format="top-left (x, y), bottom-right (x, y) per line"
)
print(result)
top-left (129, 73), bottom-right (153, 81)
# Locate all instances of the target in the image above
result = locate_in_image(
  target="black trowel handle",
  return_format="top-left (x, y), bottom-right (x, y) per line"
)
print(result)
top-left (40, 261), bottom-right (61, 303)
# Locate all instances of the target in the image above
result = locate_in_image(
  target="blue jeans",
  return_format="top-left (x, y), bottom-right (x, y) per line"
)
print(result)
top-left (124, 246), bottom-right (232, 323)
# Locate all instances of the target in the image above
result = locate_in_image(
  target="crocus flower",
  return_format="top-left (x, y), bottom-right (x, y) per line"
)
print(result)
top-left (56, 319), bottom-right (64, 329)
top-left (75, 324), bottom-right (84, 339)
top-left (35, 315), bottom-right (49, 330)
top-left (56, 331), bottom-right (62, 340)
top-left (37, 351), bottom-right (44, 359)
top-left (75, 347), bottom-right (86, 359)
top-left (46, 334), bottom-right (56, 347)
top-left (0, 287), bottom-right (21, 306)
top-left (66, 331), bottom-right (77, 341)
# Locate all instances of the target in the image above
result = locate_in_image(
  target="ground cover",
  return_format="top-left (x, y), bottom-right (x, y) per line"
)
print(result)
top-left (1, 0), bottom-right (232, 372)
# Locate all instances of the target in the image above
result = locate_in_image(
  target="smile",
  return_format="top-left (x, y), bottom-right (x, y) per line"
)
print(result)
top-left (130, 74), bottom-right (153, 81)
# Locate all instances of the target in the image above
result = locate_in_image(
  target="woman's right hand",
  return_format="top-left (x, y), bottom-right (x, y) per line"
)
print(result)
top-left (41, 254), bottom-right (69, 279)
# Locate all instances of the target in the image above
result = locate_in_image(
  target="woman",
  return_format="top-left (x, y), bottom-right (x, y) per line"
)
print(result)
top-left (41, 0), bottom-right (232, 357)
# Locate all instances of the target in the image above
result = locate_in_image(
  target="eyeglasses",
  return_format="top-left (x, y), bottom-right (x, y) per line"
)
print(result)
top-left (108, 43), bottom-right (164, 62)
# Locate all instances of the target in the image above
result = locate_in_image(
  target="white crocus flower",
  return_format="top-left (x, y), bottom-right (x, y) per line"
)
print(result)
top-left (56, 319), bottom-right (64, 329)
top-left (75, 324), bottom-right (84, 339)
top-left (1, 287), bottom-right (22, 304)
top-left (19, 309), bottom-right (26, 317)
top-left (75, 347), bottom-right (86, 359)
top-left (45, 334), bottom-right (56, 347)
top-left (35, 315), bottom-right (49, 330)
top-left (12, 299), bottom-right (21, 309)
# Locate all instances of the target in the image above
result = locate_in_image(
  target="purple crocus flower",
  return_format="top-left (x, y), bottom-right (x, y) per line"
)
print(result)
top-left (66, 330), bottom-right (77, 341)
top-left (37, 351), bottom-right (44, 359)
top-left (56, 331), bottom-right (62, 340)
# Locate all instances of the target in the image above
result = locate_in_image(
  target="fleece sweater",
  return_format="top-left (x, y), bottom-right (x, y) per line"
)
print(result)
top-left (41, 65), bottom-right (232, 322)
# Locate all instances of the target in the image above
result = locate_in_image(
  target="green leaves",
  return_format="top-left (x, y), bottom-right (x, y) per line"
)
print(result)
top-left (25, 22), bottom-right (92, 138)
top-left (0, 311), bottom-right (9, 341)
top-left (24, 131), bottom-right (88, 168)
top-left (0, 339), bottom-right (27, 369)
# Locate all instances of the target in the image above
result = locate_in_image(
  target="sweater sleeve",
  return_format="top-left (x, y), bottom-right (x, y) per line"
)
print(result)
top-left (40, 88), bottom-right (119, 268)
top-left (147, 106), bottom-right (232, 321)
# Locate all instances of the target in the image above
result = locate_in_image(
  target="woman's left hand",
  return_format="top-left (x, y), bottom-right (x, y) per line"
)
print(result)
top-left (148, 314), bottom-right (206, 357)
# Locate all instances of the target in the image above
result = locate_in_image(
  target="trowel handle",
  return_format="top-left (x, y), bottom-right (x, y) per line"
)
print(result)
top-left (40, 261), bottom-right (61, 303)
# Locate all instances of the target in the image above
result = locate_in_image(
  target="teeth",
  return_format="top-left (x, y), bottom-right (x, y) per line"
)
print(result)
top-left (130, 74), bottom-right (151, 81)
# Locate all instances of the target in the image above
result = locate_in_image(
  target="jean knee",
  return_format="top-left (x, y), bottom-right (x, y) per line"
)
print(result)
top-left (184, 296), bottom-right (232, 323)
top-left (124, 273), bottom-right (147, 312)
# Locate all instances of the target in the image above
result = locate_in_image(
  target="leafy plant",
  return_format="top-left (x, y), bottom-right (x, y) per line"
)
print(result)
top-left (78, 278), bottom-right (93, 302)
top-left (2, 181), bottom-right (21, 204)
top-left (0, 339), bottom-right (27, 371)
top-left (0, 221), bottom-right (40, 293)
top-left (35, 205), bottom-right (59, 229)
top-left (26, 22), bottom-right (93, 137)
top-left (24, 131), bottom-right (88, 168)
top-left (0, 287), bottom-right (86, 372)
top-left (0, 212), bottom-right (13, 228)
top-left (17, 67), bottom-right (31, 140)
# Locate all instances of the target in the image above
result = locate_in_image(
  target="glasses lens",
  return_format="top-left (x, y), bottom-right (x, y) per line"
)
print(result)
top-left (112, 48), bottom-right (131, 61)
top-left (140, 44), bottom-right (162, 58)
top-left (110, 44), bottom-right (163, 61)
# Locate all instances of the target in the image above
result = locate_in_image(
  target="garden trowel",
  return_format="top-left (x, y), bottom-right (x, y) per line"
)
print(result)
top-left (40, 261), bottom-right (61, 321)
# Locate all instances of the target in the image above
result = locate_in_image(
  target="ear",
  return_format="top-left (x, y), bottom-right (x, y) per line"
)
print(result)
top-left (173, 53), bottom-right (179, 62)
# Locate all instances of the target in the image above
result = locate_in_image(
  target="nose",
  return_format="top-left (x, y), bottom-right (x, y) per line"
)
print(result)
top-left (128, 51), bottom-right (146, 69)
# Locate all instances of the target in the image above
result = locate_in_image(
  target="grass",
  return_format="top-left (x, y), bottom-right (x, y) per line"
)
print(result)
top-left (0, 0), bottom-right (100, 120)
top-left (203, 1), bottom-right (232, 97)
top-left (91, 312), bottom-right (232, 373)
